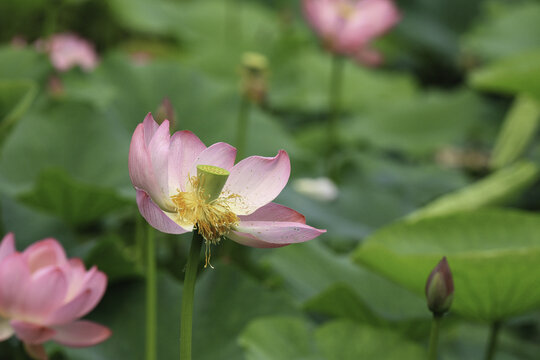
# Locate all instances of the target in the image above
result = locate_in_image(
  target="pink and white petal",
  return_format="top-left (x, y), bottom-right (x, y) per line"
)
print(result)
top-left (232, 220), bottom-right (325, 247)
top-left (52, 321), bottom-right (111, 347)
top-left (75, 268), bottom-right (107, 318)
top-left (238, 202), bottom-right (306, 224)
top-left (142, 113), bottom-right (159, 146)
top-left (22, 239), bottom-right (67, 272)
top-left (148, 120), bottom-right (172, 198)
top-left (20, 267), bottom-right (68, 320)
top-left (187, 142), bottom-right (237, 185)
top-left (10, 321), bottom-right (55, 344)
top-left (64, 259), bottom-right (87, 300)
top-left (227, 231), bottom-right (287, 248)
top-left (0, 233), bottom-right (16, 263)
top-left (129, 123), bottom-right (169, 209)
top-left (0, 254), bottom-right (30, 315)
top-left (224, 150), bottom-right (290, 215)
top-left (0, 317), bottom-right (14, 341)
top-left (136, 190), bottom-right (189, 234)
top-left (47, 289), bottom-right (92, 326)
top-left (303, 0), bottom-right (339, 38)
top-left (24, 343), bottom-right (47, 360)
top-left (168, 130), bottom-right (206, 195)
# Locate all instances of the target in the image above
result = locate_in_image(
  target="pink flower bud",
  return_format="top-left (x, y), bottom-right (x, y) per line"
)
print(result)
top-left (302, 0), bottom-right (400, 65)
top-left (0, 233), bottom-right (111, 359)
top-left (38, 33), bottom-right (98, 72)
top-left (425, 257), bottom-right (454, 315)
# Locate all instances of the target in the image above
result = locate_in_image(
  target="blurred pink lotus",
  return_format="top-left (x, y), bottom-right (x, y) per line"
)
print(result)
top-left (302, 0), bottom-right (400, 65)
top-left (129, 113), bottom-right (325, 248)
top-left (0, 233), bottom-right (110, 359)
top-left (39, 33), bottom-right (98, 72)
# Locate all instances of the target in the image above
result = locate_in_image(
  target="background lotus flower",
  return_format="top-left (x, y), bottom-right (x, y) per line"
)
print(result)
top-left (38, 33), bottom-right (98, 72)
top-left (129, 113), bottom-right (325, 248)
top-left (302, 0), bottom-right (401, 65)
top-left (0, 233), bottom-right (111, 360)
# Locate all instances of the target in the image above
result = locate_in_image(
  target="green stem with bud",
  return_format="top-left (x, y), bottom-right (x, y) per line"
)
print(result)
top-left (484, 321), bottom-right (502, 360)
top-left (428, 314), bottom-right (442, 360)
top-left (179, 231), bottom-right (203, 360)
top-left (328, 54), bottom-right (345, 153)
top-left (236, 95), bottom-right (251, 161)
top-left (145, 226), bottom-right (157, 360)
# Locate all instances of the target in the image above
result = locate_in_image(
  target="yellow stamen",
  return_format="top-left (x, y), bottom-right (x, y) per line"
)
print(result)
top-left (170, 176), bottom-right (239, 244)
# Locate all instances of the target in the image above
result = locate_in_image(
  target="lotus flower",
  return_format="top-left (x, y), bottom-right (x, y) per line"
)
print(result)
top-left (302, 0), bottom-right (401, 65)
top-left (0, 233), bottom-right (110, 359)
top-left (129, 113), bottom-right (325, 248)
top-left (40, 33), bottom-right (98, 72)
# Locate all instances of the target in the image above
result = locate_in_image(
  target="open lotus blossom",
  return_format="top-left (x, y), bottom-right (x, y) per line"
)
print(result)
top-left (38, 33), bottom-right (98, 72)
top-left (129, 113), bottom-right (326, 249)
top-left (0, 233), bottom-right (110, 360)
top-left (302, 0), bottom-right (401, 66)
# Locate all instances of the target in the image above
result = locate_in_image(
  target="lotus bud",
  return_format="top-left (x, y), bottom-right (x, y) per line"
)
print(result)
top-left (425, 257), bottom-right (454, 316)
top-left (241, 52), bottom-right (268, 105)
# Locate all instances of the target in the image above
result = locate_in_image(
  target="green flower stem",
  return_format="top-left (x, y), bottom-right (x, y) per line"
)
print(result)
top-left (236, 95), bottom-right (251, 161)
top-left (428, 314), bottom-right (442, 360)
top-left (328, 54), bottom-right (345, 153)
top-left (180, 231), bottom-right (203, 360)
top-left (484, 321), bottom-right (502, 360)
top-left (145, 226), bottom-right (157, 360)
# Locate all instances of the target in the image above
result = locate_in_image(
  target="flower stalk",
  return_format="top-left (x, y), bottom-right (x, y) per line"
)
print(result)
top-left (145, 226), bottom-right (157, 360)
top-left (484, 321), bottom-right (502, 360)
top-left (179, 232), bottom-right (203, 360)
top-left (428, 314), bottom-right (442, 360)
top-left (328, 55), bottom-right (345, 156)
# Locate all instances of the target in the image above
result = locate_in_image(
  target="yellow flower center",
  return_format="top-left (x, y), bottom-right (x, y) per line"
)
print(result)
top-left (336, 1), bottom-right (355, 19)
top-left (170, 165), bottom-right (239, 244)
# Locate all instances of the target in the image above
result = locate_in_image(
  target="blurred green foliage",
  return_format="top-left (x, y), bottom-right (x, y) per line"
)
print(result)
top-left (0, 0), bottom-right (540, 359)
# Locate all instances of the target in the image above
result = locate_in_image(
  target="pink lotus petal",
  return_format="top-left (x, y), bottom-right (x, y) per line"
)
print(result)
top-left (0, 254), bottom-right (30, 316)
top-left (238, 202), bottom-right (306, 223)
top-left (227, 231), bottom-right (288, 248)
top-left (10, 320), bottom-right (54, 344)
top-left (0, 233), bottom-right (16, 262)
top-left (20, 267), bottom-right (68, 321)
top-left (224, 150), bottom-right (290, 215)
top-left (23, 343), bottom-right (47, 360)
top-left (75, 268), bottom-right (107, 318)
top-left (129, 123), bottom-right (170, 210)
top-left (148, 120), bottom-right (172, 200)
top-left (47, 289), bottom-right (91, 326)
top-left (48, 33), bottom-right (98, 72)
top-left (230, 221), bottom-right (326, 248)
top-left (303, 0), bottom-right (341, 39)
top-left (52, 320), bottom-right (111, 347)
top-left (143, 113), bottom-right (159, 146)
top-left (168, 130), bottom-right (206, 194)
top-left (0, 317), bottom-right (14, 341)
top-left (64, 258), bottom-right (87, 300)
top-left (22, 239), bottom-right (67, 273)
top-left (187, 142), bottom-right (237, 185)
top-left (136, 190), bottom-right (188, 234)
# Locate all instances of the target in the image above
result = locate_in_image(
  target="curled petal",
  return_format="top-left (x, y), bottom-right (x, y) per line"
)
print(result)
top-left (0, 233), bottom-right (16, 262)
top-left (129, 122), bottom-right (169, 210)
top-left (224, 150), bottom-right (290, 215)
top-left (47, 289), bottom-right (92, 326)
top-left (168, 130), bottom-right (206, 195)
top-left (10, 321), bottom-right (55, 344)
top-left (22, 239), bottom-right (67, 272)
top-left (187, 142), bottom-right (237, 186)
top-left (52, 321), bottom-right (111, 347)
top-left (238, 202), bottom-right (306, 223)
top-left (136, 190), bottom-right (188, 234)
top-left (229, 221), bottom-right (325, 248)
top-left (76, 268), bottom-right (107, 318)
top-left (143, 113), bottom-right (159, 146)
top-left (148, 120), bottom-right (172, 201)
